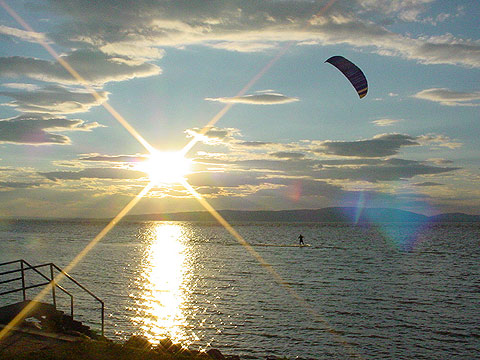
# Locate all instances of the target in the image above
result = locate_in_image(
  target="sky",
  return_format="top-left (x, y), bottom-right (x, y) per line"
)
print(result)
top-left (0, 0), bottom-right (479, 218)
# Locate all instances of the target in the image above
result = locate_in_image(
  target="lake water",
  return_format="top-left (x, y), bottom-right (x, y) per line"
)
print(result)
top-left (0, 219), bottom-right (479, 359)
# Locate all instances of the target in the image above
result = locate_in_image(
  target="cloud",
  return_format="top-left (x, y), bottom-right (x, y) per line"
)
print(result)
top-left (427, 158), bottom-right (454, 165)
top-left (234, 157), bottom-right (459, 183)
top-left (253, 178), bottom-right (345, 198)
top-left (412, 181), bottom-right (444, 187)
top-left (314, 133), bottom-right (420, 158)
top-left (2, 83), bottom-right (40, 91)
top-left (413, 88), bottom-right (480, 106)
top-left (39, 167), bottom-right (146, 181)
top-left (371, 118), bottom-right (402, 127)
top-left (0, 25), bottom-right (49, 43)
top-left (237, 141), bottom-right (273, 147)
top-left (0, 114), bottom-right (104, 145)
top-left (270, 152), bottom-right (305, 159)
top-left (209, 41), bottom-right (277, 53)
top-left (0, 181), bottom-right (43, 189)
top-left (0, 49), bottom-right (161, 85)
top-left (43, 1), bottom-right (480, 68)
top-left (0, 84), bottom-right (109, 114)
top-left (357, 0), bottom-right (443, 24)
top-left (205, 93), bottom-right (299, 105)
top-left (417, 134), bottom-right (462, 149)
top-left (79, 154), bottom-right (148, 163)
top-left (185, 126), bottom-right (241, 145)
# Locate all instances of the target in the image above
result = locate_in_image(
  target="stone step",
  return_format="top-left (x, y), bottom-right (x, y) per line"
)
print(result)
top-left (0, 300), bottom-right (93, 338)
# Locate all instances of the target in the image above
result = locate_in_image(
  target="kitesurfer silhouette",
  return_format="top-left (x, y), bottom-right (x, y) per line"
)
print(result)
top-left (298, 234), bottom-right (305, 246)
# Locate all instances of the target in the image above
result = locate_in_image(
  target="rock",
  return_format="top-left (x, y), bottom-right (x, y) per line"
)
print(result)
top-left (225, 355), bottom-right (241, 360)
top-left (207, 348), bottom-right (226, 360)
top-left (123, 335), bottom-right (151, 350)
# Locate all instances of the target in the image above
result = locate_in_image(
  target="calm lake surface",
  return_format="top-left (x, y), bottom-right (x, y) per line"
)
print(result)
top-left (0, 220), bottom-right (479, 359)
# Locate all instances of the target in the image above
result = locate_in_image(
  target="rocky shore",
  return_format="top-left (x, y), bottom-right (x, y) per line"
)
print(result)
top-left (0, 329), bottom-right (244, 360)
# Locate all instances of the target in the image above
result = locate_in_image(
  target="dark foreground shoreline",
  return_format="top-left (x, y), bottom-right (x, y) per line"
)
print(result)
top-left (0, 330), bottom-right (246, 360)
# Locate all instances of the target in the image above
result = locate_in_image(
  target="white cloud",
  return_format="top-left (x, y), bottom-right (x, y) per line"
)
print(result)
top-left (0, 25), bottom-right (49, 43)
top-left (2, 83), bottom-right (40, 91)
top-left (209, 41), bottom-right (277, 53)
top-left (417, 134), bottom-right (462, 149)
top-left (44, 1), bottom-right (480, 68)
top-left (413, 88), bottom-right (480, 106)
top-left (371, 118), bottom-right (402, 127)
top-left (206, 92), bottom-right (299, 105)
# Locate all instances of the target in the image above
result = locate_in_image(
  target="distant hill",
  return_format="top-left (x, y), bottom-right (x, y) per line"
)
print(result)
top-left (125, 207), bottom-right (480, 223)
top-left (428, 213), bottom-right (480, 223)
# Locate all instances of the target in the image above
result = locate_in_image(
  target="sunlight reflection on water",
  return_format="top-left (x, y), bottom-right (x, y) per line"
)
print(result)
top-left (131, 222), bottom-right (194, 345)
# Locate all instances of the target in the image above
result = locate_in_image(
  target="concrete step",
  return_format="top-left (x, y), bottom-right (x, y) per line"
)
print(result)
top-left (0, 300), bottom-right (94, 338)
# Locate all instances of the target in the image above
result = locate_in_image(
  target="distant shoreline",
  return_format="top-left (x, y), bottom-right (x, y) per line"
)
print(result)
top-left (1, 207), bottom-right (479, 223)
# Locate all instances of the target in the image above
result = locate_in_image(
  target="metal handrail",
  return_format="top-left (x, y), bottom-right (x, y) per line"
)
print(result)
top-left (50, 263), bottom-right (104, 336)
top-left (0, 260), bottom-right (73, 314)
top-left (0, 259), bottom-right (104, 336)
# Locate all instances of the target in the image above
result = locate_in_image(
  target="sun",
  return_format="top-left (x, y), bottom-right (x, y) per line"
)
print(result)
top-left (140, 151), bottom-right (192, 185)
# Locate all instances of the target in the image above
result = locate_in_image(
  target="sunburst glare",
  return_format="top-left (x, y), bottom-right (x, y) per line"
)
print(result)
top-left (139, 151), bottom-right (192, 185)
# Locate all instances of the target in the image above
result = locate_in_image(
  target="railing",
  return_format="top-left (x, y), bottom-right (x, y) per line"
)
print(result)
top-left (0, 259), bottom-right (104, 336)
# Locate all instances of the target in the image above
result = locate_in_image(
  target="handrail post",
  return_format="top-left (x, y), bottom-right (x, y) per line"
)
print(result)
top-left (20, 260), bottom-right (26, 301)
top-left (71, 297), bottom-right (74, 318)
top-left (101, 303), bottom-right (104, 337)
top-left (50, 263), bottom-right (57, 309)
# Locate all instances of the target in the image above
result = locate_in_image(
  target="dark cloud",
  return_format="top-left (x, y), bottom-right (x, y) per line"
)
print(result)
top-left (254, 178), bottom-right (344, 197)
top-left (0, 49), bottom-right (161, 85)
top-left (39, 167), bottom-right (146, 181)
top-left (0, 115), bottom-right (104, 145)
top-left (310, 158), bottom-right (459, 183)
top-left (412, 181), bottom-right (444, 187)
top-left (79, 154), bottom-right (147, 163)
top-left (0, 181), bottom-right (43, 189)
top-left (237, 141), bottom-right (273, 147)
top-left (234, 157), bottom-right (459, 183)
top-left (315, 134), bottom-right (419, 158)
top-left (270, 152), bottom-right (306, 159)
top-left (0, 84), bottom-right (108, 114)
top-left (237, 158), bottom-right (323, 174)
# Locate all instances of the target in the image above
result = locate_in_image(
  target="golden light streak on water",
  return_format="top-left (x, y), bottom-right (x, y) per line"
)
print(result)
top-left (0, 0), bottom-right (155, 154)
top-left (0, 183), bottom-right (154, 342)
top-left (132, 223), bottom-right (192, 345)
top-left (181, 180), bottom-right (363, 359)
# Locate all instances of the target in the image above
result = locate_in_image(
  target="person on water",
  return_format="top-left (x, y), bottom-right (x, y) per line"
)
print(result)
top-left (298, 234), bottom-right (305, 246)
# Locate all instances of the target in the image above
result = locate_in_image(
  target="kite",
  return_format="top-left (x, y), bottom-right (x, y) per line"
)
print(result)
top-left (325, 56), bottom-right (368, 98)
